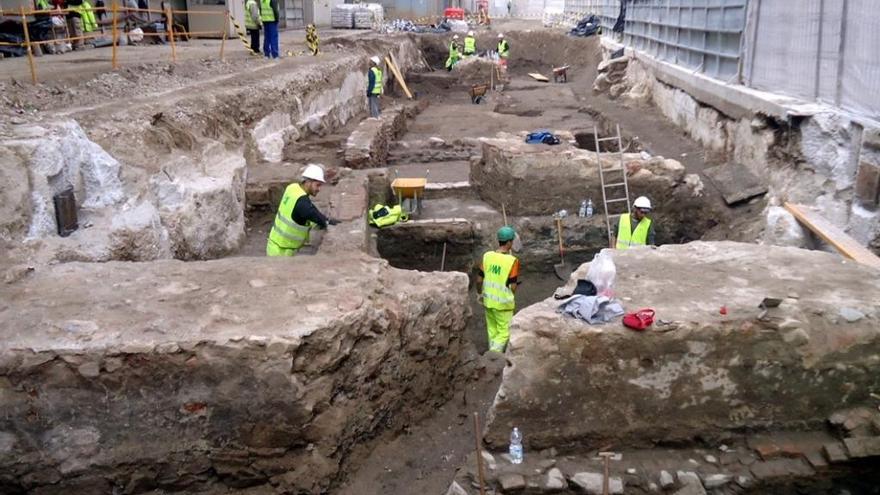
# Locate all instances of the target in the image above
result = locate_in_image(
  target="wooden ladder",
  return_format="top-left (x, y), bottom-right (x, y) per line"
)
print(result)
top-left (594, 124), bottom-right (631, 246)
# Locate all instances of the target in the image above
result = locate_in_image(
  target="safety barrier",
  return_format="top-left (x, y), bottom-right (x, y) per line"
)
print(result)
top-left (0, 4), bottom-right (242, 84)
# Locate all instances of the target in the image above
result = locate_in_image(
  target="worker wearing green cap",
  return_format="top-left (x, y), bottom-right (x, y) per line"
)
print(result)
top-left (475, 226), bottom-right (521, 353)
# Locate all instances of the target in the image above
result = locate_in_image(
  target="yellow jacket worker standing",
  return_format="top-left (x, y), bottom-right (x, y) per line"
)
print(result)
top-left (476, 226), bottom-right (521, 353)
top-left (613, 196), bottom-right (655, 249)
top-left (266, 164), bottom-right (339, 257)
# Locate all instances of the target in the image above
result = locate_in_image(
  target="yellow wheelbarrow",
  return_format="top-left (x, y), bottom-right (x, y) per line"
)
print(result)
top-left (391, 169), bottom-right (429, 216)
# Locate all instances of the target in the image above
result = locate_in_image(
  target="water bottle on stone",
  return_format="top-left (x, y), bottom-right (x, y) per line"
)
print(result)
top-left (509, 427), bottom-right (523, 464)
top-left (578, 199), bottom-right (587, 218)
top-left (586, 198), bottom-right (594, 217)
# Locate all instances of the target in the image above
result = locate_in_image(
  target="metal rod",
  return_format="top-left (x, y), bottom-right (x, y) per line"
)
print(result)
top-left (440, 242), bottom-right (447, 271)
top-left (746, 0), bottom-right (761, 87)
top-left (111, 1), bottom-right (119, 69)
top-left (219, 10), bottom-right (228, 61)
top-left (166, 5), bottom-right (177, 62)
top-left (813, 0), bottom-right (825, 98)
top-left (473, 412), bottom-right (487, 495)
top-left (834, 0), bottom-right (848, 105)
top-left (20, 6), bottom-right (37, 85)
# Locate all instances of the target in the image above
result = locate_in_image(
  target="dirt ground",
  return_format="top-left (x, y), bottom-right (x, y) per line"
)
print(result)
top-left (1, 19), bottom-right (768, 493)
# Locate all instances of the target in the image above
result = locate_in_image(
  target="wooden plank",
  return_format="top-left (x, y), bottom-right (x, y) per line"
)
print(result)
top-left (384, 56), bottom-right (413, 100)
top-left (784, 202), bottom-right (880, 269)
top-left (528, 72), bottom-right (550, 82)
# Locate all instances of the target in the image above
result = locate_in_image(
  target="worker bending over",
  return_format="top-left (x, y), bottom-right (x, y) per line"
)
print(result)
top-left (266, 164), bottom-right (339, 257)
top-left (497, 33), bottom-right (509, 66)
top-left (445, 34), bottom-right (461, 71)
top-left (367, 56), bottom-right (383, 118)
top-left (476, 226), bottom-right (521, 353)
top-left (613, 196), bottom-right (655, 249)
top-left (305, 23), bottom-right (319, 56)
top-left (463, 30), bottom-right (476, 56)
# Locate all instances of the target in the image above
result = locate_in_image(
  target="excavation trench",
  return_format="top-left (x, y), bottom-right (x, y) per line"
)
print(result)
top-left (2, 27), bottom-right (875, 495)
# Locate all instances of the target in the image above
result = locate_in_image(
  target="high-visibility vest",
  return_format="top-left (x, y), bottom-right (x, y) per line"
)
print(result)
top-left (463, 36), bottom-right (476, 54)
top-left (369, 67), bottom-right (383, 95)
top-left (482, 250), bottom-right (517, 310)
top-left (368, 203), bottom-right (407, 227)
top-left (616, 213), bottom-right (652, 249)
top-left (259, 0), bottom-right (275, 23)
top-left (445, 41), bottom-right (460, 69)
top-left (497, 39), bottom-right (509, 58)
top-left (36, 0), bottom-right (51, 10)
top-left (244, 0), bottom-right (259, 29)
top-left (267, 183), bottom-right (313, 253)
top-left (76, 0), bottom-right (97, 32)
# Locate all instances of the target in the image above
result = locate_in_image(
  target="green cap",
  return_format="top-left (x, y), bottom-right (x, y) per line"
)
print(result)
top-left (497, 226), bottom-right (516, 242)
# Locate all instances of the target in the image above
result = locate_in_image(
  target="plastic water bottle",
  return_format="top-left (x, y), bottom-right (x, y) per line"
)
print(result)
top-left (578, 200), bottom-right (587, 218)
top-left (509, 427), bottom-right (523, 464)
top-left (586, 199), bottom-right (594, 217)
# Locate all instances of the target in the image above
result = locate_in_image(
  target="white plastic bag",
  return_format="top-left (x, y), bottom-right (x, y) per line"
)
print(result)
top-left (586, 249), bottom-right (616, 296)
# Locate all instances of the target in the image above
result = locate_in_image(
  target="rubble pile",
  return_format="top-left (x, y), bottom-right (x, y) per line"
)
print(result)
top-left (593, 54), bottom-right (630, 99)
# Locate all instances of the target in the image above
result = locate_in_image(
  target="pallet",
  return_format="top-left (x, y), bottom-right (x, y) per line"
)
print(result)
top-left (784, 202), bottom-right (880, 269)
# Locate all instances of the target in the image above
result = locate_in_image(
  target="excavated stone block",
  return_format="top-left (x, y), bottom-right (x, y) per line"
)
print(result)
top-left (855, 161), bottom-right (880, 209)
top-left (343, 104), bottom-right (418, 169)
top-left (472, 134), bottom-right (696, 217)
top-left (0, 254), bottom-right (469, 493)
top-left (484, 242), bottom-right (880, 451)
top-left (749, 459), bottom-right (814, 481)
top-left (823, 442), bottom-right (849, 463)
top-left (571, 472), bottom-right (623, 494)
top-left (498, 472), bottom-right (526, 491)
top-left (544, 467), bottom-right (566, 490)
top-left (843, 436), bottom-right (880, 458)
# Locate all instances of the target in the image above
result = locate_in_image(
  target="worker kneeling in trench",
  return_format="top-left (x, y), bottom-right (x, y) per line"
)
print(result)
top-left (475, 226), bottom-right (521, 353)
top-left (266, 164), bottom-right (340, 257)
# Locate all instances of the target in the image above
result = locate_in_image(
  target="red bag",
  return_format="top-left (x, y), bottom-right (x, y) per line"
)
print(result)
top-left (623, 309), bottom-right (655, 331)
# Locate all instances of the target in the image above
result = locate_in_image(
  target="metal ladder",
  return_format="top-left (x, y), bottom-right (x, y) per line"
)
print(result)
top-left (593, 124), bottom-right (631, 246)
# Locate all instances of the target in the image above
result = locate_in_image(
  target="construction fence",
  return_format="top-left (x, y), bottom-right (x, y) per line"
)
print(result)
top-left (0, 3), bottom-right (246, 84)
top-left (556, 0), bottom-right (879, 119)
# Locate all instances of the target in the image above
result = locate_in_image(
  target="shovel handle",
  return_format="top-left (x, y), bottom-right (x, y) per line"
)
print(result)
top-left (556, 217), bottom-right (565, 260)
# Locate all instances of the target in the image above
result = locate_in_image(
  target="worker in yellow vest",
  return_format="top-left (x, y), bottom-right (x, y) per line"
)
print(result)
top-left (244, 0), bottom-right (262, 55)
top-left (463, 30), bottom-right (476, 56)
top-left (445, 34), bottom-right (461, 71)
top-left (266, 164), bottom-right (339, 257)
top-left (259, 0), bottom-right (279, 58)
top-left (497, 33), bottom-right (509, 66)
top-left (613, 196), bottom-right (655, 249)
top-left (77, 0), bottom-right (98, 34)
top-left (476, 226), bottom-right (521, 353)
top-left (367, 56), bottom-right (383, 118)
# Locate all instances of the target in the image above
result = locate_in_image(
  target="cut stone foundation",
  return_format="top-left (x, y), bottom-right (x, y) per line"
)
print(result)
top-left (0, 254), bottom-right (470, 493)
top-left (483, 241), bottom-right (880, 451)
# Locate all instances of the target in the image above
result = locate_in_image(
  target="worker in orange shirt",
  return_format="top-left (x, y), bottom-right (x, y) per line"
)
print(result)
top-left (475, 226), bottom-right (520, 353)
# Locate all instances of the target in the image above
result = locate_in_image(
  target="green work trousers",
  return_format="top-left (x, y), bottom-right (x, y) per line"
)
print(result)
top-left (266, 239), bottom-right (298, 257)
top-left (484, 307), bottom-right (513, 353)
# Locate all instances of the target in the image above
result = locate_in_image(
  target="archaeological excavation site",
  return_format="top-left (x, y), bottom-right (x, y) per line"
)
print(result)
top-left (1, 2), bottom-right (880, 494)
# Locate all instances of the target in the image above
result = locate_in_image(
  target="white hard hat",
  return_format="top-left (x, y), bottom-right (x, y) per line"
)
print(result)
top-left (453, 34), bottom-right (459, 40)
top-left (301, 164), bottom-right (326, 183)
top-left (370, 56), bottom-right (381, 65)
top-left (498, 33), bottom-right (504, 38)
top-left (633, 196), bottom-right (652, 210)
top-left (468, 30), bottom-right (474, 36)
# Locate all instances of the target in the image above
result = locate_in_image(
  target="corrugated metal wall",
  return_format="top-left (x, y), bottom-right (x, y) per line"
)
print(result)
top-left (743, 0), bottom-right (879, 118)
top-left (572, 0), bottom-right (879, 119)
